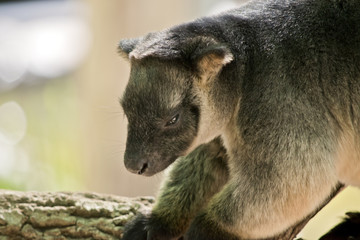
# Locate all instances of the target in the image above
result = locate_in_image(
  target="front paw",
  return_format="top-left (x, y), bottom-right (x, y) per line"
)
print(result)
top-left (146, 214), bottom-right (183, 240)
top-left (184, 213), bottom-right (239, 240)
top-left (122, 213), bottom-right (148, 240)
top-left (121, 213), bottom-right (183, 240)
top-left (147, 229), bottom-right (183, 240)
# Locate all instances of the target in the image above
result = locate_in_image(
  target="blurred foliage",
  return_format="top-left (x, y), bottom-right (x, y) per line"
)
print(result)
top-left (0, 76), bottom-right (84, 191)
top-left (0, 178), bottom-right (23, 190)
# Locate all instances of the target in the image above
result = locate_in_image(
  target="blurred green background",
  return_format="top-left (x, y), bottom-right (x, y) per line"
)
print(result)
top-left (0, 0), bottom-right (359, 238)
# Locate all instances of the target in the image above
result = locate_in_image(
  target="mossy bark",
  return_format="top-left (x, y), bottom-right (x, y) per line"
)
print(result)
top-left (0, 185), bottom-right (357, 240)
top-left (0, 190), bottom-right (153, 240)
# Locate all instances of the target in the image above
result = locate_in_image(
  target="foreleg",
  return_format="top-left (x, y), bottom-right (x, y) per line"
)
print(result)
top-left (122, 137), bottom-right (229, 240)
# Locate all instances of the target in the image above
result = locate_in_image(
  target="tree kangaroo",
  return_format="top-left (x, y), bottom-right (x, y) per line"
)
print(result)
top-left (118, 0), bottom-right (360, 239)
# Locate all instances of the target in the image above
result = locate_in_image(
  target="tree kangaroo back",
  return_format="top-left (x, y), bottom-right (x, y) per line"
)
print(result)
top-left (118, 0), bottom-right (360, 239)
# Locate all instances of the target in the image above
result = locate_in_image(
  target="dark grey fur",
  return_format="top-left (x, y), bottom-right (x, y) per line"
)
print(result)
top-left (119, 0), bottom-right (360, 239)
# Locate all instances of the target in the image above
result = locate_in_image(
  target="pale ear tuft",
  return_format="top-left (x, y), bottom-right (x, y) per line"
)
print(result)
top-left (222, 51), bottom-right (234, 65)
top-left (192, 39), bottom-right (234, 79)
top-left (118, 38), bottom-right (141, 60)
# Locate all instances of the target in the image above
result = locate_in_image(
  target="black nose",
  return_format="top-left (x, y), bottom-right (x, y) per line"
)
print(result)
top-left (137, 163), bottom-right (148, 175)
top-left (124, 155), bottom-right (149, 175)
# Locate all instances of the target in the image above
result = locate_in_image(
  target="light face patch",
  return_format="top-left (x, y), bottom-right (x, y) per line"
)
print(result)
top-left (121, 59), bottom-right (191, 122)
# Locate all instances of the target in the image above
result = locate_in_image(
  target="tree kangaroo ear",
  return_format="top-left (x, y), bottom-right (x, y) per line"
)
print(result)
top-left (118, 38), bottom-right (142, 60)
top-left (190, 37), bottom-right (234, 82)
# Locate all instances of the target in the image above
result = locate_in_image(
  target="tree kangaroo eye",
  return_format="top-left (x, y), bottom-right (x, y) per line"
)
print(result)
top-left (166, 114), bottom-right (179, 126)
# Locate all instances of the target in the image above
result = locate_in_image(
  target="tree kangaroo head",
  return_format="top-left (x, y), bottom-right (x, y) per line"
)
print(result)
top-left (119, 32), bottom-right (233, 176)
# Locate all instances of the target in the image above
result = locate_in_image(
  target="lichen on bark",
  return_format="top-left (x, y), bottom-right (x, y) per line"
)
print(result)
top-left (0, 190), bottom-right (154, 240)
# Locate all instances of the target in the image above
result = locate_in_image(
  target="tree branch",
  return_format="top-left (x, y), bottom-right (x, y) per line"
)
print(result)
top-left (0, 190), bottom-right (153, 239)
top-left (0, 184), bottom-right (354, 240)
